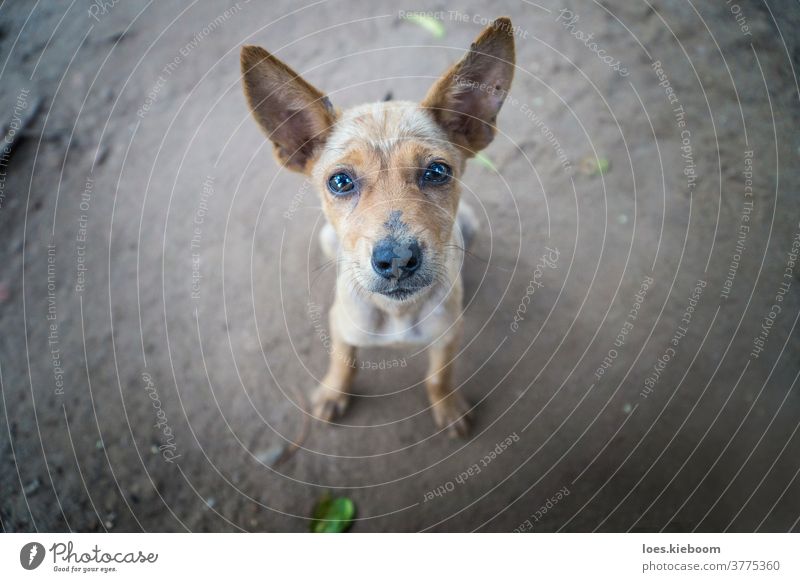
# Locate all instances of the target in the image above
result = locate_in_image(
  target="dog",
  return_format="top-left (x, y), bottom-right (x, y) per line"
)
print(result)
top-left (240, 18), bottom-right (515, 437)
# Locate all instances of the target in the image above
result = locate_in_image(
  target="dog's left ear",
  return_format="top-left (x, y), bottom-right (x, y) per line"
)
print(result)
top-left (241, 46), bottom-right (336, 173)
top-left (422, 17), bottom-right (516, 156)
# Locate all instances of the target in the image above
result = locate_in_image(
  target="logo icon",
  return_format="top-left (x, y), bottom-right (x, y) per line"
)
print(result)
top-left (20, 542), bottom-right (45, 570)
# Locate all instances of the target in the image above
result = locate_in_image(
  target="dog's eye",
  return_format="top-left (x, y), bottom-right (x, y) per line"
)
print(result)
top-left (422, 162), bottom-right (452, 185)
top-left (328, 172), bottom-right (355, 195)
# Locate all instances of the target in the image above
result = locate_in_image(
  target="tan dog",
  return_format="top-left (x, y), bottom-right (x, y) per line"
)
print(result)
top-left (241, 18), bottom-right (515, 437)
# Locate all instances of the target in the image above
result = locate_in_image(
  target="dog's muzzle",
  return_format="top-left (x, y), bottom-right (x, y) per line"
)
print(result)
top-left (371, 239), bottom-right (422, 280)
top-left (368, 238), bottom-right (433, 300)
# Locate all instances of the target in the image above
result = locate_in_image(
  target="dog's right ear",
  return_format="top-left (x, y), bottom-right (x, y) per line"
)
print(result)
top-left (240, 46), bottom-right (336, 173)
top-left (422, 18), bottom-right (515, 156)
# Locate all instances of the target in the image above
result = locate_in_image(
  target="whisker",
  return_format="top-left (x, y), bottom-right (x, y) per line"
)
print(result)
top-left (443, 243), bottom-right (513, 273)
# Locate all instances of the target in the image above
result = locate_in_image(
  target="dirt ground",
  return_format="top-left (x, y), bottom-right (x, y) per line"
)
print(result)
top-left (1, 0), bottom-right (799, 532)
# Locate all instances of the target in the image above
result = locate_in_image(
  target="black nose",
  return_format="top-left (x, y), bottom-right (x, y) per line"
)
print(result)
top-left (371, 239), bottom-right (422, 280)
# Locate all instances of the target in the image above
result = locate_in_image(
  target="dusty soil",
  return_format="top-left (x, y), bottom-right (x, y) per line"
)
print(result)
top-left (1, 0), bottom-right (799, 532)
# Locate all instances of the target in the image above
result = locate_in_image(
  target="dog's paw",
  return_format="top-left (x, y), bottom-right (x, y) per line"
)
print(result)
top-left (431, 393), bottom-right (472, 438)
top-left (311, 385), bottom-right (350, 422)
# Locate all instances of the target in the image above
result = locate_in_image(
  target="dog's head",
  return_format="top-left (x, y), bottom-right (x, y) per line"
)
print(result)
top-left (241, 18), bottom-right (515, 304)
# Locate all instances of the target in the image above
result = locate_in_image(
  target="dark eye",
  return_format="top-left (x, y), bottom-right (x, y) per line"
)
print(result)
top-left (327, 172), bottom-right (355, 195)
top-left (422, 162), bottom-right (452, 185)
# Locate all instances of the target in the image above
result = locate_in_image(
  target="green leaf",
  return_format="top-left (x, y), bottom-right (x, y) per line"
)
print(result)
top-left (595, 157), bottom-right (611, 175)
top-left (579, 156), bottom-right (611, 176)
top-left (310, 494), bottom-right (355, 533)
top-left (406, 15), bottom-right (446, 39)
top-left (474, 151), bottom-right (497, 172)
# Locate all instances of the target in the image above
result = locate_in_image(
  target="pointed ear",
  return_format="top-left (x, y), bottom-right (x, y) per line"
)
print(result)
top-left (422, 18), bottom-right (516, 156)
top-left (240, 46), bottom-right (336, 173)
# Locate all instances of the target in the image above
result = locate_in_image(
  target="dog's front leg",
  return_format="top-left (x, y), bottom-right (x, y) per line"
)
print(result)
top-left (426, 328), bottom-right (471, 437)
top-left (312, 312), bottom-right (356, 422)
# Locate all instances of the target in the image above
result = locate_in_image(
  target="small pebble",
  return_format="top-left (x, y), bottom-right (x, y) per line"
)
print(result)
top-left (23, 478), bottom-right (41, 495)
top-left (255, 445), bottom-right (285, 467)
top-left (104, 512), bottom-right (116, 529)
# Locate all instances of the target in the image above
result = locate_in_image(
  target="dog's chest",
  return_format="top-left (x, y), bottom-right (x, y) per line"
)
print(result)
top-left (373, 305), bottom-right (448, 346)
top-left (334, 290), bottom-right (457, 348)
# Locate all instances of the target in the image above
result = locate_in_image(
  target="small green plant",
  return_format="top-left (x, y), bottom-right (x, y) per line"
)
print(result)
top-left (310, 494), bottom-right (356, 533)
top-left (406, 14), bottom-right (446, 38)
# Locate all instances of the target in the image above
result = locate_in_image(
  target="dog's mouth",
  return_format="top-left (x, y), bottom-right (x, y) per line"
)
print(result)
top-left (380, 287), bottom-right (418, 301)
top-left (370, 276), bottom-right (434, 301)
top-left (348, 255), bottom-right (437, 302)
